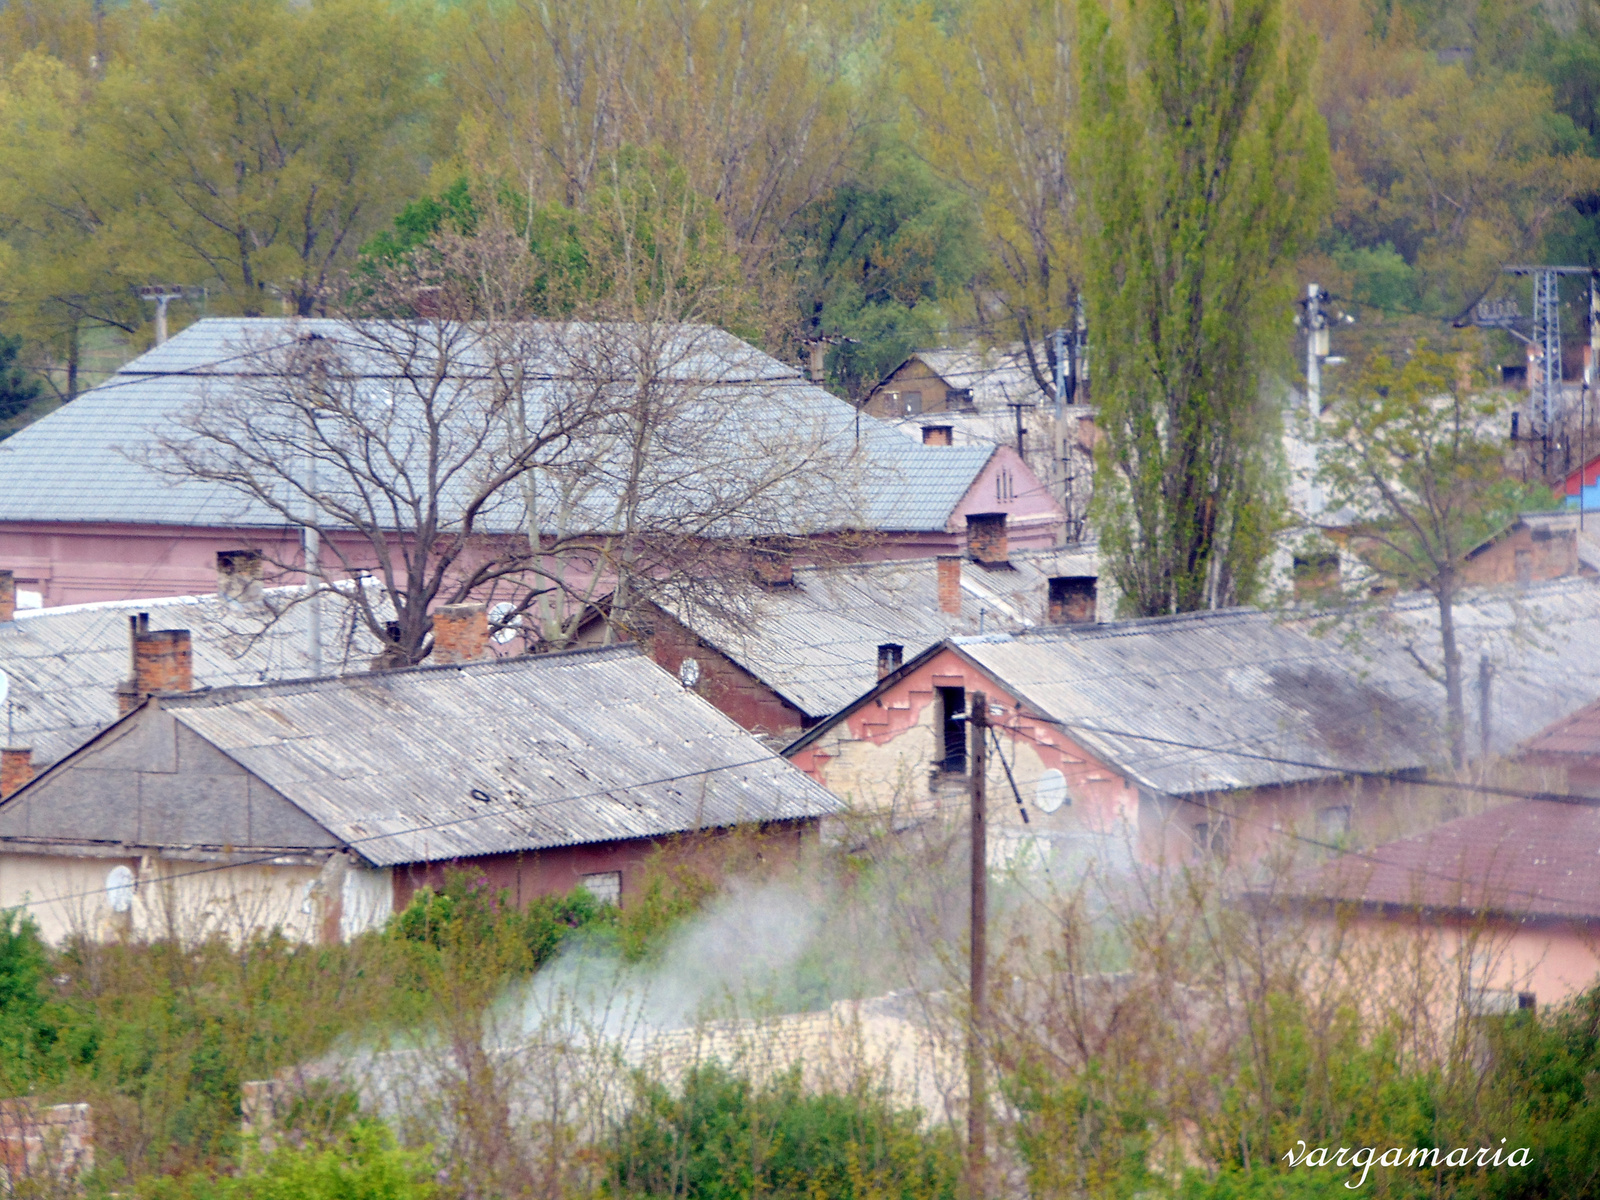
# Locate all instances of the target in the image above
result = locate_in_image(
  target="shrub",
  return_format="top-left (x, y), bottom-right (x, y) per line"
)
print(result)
top-left (605, 1062), bottom-right (959, 1200)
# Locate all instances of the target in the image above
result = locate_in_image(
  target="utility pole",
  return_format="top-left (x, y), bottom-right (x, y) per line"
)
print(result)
top-left (1302, 284), bottom-right (1330, 516)
top-left (136, 285), bottom-right (195, 345)
top-left (967, 691), bottom-right (989, 1200)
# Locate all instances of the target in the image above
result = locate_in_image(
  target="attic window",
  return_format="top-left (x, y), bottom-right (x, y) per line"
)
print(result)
top-left (903, 390), bottom-right (923, 415)
top-left (995, 469), bottom-right (1016, 501)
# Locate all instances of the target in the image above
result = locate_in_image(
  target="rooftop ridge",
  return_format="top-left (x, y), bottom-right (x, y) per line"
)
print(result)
top-left (161, 641), bottom-right (644, 708)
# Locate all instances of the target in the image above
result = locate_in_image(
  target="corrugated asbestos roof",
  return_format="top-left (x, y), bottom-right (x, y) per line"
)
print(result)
top-left (0, 319), bottom-right (993, 534)
top-left (1278, 799), bottom-right (1600, 922)
top-left (660, 546), bottom-right (1096, 718)
top-left (0, 587), bottom-right (383, 767)
top-left (840, 578), bottom-right (1600, 797)
top-left (160, 645), bottom-right (841, 867)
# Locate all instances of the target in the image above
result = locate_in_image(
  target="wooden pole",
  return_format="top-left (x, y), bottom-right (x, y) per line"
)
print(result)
top-left (968, 691), bottom-right (989, 1200)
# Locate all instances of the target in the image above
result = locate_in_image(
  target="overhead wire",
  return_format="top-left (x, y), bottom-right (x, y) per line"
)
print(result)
top-left (0, 749), bottom-right (793, 915)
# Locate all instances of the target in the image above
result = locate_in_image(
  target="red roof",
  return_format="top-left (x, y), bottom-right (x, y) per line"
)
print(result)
top-left (1279, 800), bottom-right (1600, 922)
top-left (1521, 698), bottom-right (1600, 759)
top-left (1565, 453), bottom-right (1600, 496)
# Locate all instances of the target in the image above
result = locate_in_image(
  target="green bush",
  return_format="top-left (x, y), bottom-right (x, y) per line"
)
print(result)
top-left (389, 872), bottom-right (615, 968)
top-left (136, 1121), bottom-right (435, 1200)
top-left (605, 1061), bottom-right (959, 1200)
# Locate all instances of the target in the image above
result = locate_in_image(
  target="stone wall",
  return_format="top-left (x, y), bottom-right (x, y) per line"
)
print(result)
top-left (0, 1100), bottom-right (93, 1192)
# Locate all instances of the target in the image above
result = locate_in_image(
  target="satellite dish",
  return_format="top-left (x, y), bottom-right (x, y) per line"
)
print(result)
top-left (678, 658), bottom-right (701, 688)
top-left (1035, 769), bottom-right (1069, 814)
top-left (106, 865), bottom-right (136, 914)
top-left (0, 668), bottom-right (8, 709)
top-left (488, 601), bottom-right (520, 645)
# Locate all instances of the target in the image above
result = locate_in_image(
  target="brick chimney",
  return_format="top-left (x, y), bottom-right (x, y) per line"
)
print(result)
top-left (0, 748), bottom-right (32, 798)
top-left (0, 570), bottom-right (14, 623)
top-left (1048, 576), bottom-right (1097, 624)
top-left (751, 543), bottom-right (794, 587)
top-left (117, 623), bottom-right (193, 713)
top-left (877, 643), bottom-right (904, 679)
top-left (966, 512), bottom-right (1009, 566)
top-left (432, 604), bottom-right (489, 664)
top-left (216, 550), bottom-right (264, 605)
top-left (922, 425), bottom-right (953, 446)
top-left (937, 556), bottom-right (962, 615)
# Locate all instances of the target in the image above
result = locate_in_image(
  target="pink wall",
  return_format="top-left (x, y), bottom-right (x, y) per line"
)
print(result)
top-left (0, 447), bottom-right (1068, 609)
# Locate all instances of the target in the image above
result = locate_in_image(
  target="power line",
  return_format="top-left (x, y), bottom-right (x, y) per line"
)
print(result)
top-left (1015, 712), bottom-right (1600, 808)
top-left (993, 717), bottom-right (1587, 914)
top-left (0, 751), bottom-right (793, 916)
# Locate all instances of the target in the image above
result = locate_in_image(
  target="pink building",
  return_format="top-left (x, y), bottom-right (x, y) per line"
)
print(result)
top-left (0, 319), bottom-right (1066, 609)
top-left (1274, 799), bottom-right (1600, 1010)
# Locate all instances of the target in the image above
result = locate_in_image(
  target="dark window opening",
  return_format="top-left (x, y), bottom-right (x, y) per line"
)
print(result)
top-left (1293, 553), bottom-right (1340, 602)
top-left (1193, 818), bottom-right (1231, 860)
top-left (1048, 576), bottom-right (1097, 624)
top-left (1518, 992), bottom-right (1537, 1011)
top-left (938, 686), bottom-right (967, 774)
top-left (903, 390), bottom-right (923, 415)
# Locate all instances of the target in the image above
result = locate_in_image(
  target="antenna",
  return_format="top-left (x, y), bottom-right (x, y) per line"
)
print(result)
top-left (135, 284), bottom-right (204, 344)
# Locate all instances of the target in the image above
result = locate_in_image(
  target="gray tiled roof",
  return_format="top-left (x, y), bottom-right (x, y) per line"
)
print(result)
top-left (160, 646), bottom-right (842, 866)
top-left (662, 546), bottom-right (1097, 718)
top-left (803, 578), bottom-right (1600, 797)
top-left (0, 587), bottom-right (384, 767)
top-left (0, 319), bottom-right (993, 534)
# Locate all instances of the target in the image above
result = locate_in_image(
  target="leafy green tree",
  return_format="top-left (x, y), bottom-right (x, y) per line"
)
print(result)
top-left (789, 146), bottom-right (981, 400)
top-left (896, 0), bottom-right (1078, 400)
top-left (0, 330), bottom-right (40, 422)
top-left (1080, 0), bottom-right (1332, 615)
top-left (1318, 345), bottom-right (1552, 767)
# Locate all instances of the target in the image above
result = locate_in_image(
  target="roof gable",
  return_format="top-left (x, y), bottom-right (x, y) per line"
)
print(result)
top-left (0, 703), bottom-right (340, 854)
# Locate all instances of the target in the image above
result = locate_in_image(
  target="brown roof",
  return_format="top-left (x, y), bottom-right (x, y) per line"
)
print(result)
top-left (1279, 799), bottom-right (1600, 922)
top-left (1520, 698), bottom-right (1600, 759)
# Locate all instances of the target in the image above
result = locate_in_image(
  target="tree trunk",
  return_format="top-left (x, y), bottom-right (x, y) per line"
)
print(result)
top-left (1437, 571), bottom-right (1466, 768)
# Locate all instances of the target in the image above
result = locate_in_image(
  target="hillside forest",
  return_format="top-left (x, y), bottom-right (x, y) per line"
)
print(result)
top-left (1, 0), bottom-right (1599, 427)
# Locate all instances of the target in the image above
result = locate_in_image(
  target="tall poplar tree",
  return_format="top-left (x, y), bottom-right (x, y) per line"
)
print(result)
top-left (1079, 0), bottom-right (1330, 615)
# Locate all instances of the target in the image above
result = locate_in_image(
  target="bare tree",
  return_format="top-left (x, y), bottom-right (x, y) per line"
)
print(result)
top-left (152, 209), bottom-right (864, 666)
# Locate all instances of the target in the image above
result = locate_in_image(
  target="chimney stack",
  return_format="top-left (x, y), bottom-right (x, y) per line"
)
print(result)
top-left (922, 425), bottom-right (953, 447)
top-left (966, 512), bottom-right (1009, 566)
top-left (0, 570), bottom-right (14, 623)
top-left (432, 604), bottom-right (489, 664)
top-left (751, 543), bottom-right (794, 587)
top-left (0, 748), bottom-right (32, 798)
top-left (937, 556), bottom-right (962, 616)
top-left (1048, 576), bottom-right (1098, 624)
top-left (877, 643), bottom-right (904, 679)
top-left (216, 550), bottom-right (264, 606)
top-left (118, 624), bottom-right (193, 713)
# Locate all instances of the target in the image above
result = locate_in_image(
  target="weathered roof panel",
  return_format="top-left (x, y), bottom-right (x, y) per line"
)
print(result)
top-left (163, 646), bottom-right (842, 866)
top-left (0, 587), bottom-right (383, 768)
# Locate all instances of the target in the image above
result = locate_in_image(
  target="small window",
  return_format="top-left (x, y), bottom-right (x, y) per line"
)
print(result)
top-left (1193, 819), bottom-right (1231, 860)
top-left (903, 390), bottom-right (923, 415)
top-left (995, 468), bottom-right (1016, 502)
top-left (1316, 805), bottom-right (1351, 842)
top-left (937, 686), bottom-right (967, 774)
top-left (1518, 992), bottom-right (1537, 1011)
top-left (581, 871), bottom-right (622, 907)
